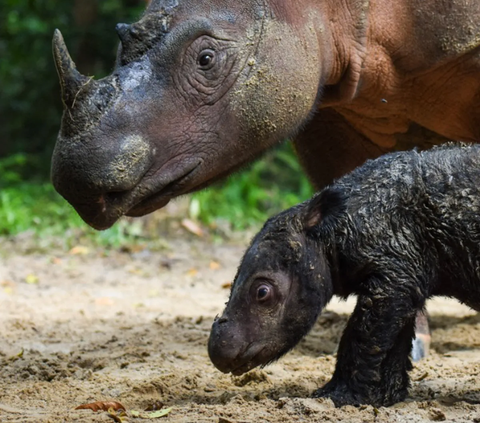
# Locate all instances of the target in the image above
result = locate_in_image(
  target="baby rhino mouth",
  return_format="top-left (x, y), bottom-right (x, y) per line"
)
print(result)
top-left (228, 343), bottom-right (268, 376)
top-left (208, 320), bottom-right (276, 375)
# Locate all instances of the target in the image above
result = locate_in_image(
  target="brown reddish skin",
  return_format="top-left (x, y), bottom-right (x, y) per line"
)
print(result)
top-left (51, 0), bottom-right (480, 230)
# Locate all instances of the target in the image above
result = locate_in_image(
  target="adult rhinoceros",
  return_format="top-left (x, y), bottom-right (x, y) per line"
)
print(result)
top-left (51, 0), bottom-right (480, 231)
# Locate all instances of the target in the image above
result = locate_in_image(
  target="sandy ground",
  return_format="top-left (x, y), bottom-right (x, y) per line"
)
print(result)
top-left (2, 223), bottom-right (480, 423)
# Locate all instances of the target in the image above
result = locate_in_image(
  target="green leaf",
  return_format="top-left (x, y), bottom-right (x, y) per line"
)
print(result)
top-left (129, 407), bottom-right (172, 419)
top-left (146, 408), bottom-right (172, 418)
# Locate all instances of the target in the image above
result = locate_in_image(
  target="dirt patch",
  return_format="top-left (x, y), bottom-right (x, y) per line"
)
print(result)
top-left (1, 231), bottom-right (480, 422)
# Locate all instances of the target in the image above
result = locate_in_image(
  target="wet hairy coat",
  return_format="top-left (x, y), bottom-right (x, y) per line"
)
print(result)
top-left (209, 143), bottom-right (480, 407)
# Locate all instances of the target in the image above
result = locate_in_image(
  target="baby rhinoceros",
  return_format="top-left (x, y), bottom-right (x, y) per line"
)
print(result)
top-left (208, 143), bottom-right (480, 407)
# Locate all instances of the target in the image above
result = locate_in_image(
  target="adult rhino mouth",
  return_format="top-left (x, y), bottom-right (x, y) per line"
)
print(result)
top-left (82, 160), bottom-right (202, 230)
top-left (126, 160), bottom-right (202, 216)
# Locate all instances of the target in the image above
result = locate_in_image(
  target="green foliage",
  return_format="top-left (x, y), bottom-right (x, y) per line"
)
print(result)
top-left (0, 154), bottom-right (28, 184)
top-left (191, 143), bottom-right (313, 229)
top-left (0, 144), bottom-right (313, 242)
top-left (0, 0), bottom-right (144, 178)
top-left (0, 182), bottom-right (79, 237)
top-left (0, 154), bottom-right (144, 247)
top-left (0, 182), bottom-right (151, 248)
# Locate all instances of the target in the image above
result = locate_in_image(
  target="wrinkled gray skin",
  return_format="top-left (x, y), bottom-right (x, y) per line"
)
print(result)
top-left (209, 143), bottom-right (480, 406)
top-left (51, 0), bottom-right (480, 230)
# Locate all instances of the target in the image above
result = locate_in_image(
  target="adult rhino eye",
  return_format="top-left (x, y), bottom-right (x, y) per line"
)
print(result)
top-left (256, 284), bottom-right (271, 302)
top-left (198, 49), bottom-right (215, 69)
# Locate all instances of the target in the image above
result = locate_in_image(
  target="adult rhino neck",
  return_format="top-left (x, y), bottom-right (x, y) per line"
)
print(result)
top-left (263, 0), bottom-right (370, 106)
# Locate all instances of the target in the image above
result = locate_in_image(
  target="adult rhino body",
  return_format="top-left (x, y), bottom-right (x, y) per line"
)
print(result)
top-left (51, 0), bottom-right (480, 230)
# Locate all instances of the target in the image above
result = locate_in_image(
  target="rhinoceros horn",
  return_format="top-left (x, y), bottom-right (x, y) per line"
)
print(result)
top-left (52, 29), bottom-right (93, 109)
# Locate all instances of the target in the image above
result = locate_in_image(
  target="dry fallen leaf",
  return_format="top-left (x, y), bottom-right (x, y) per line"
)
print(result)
top-left (128, 267), bottom-right (146, 276)
top-left (95, 297), bottom-right (115, 306)
top-left (121, 244), bottom-right (146, 254)
top-left (107, 409), bottom-right (128, 422)
top-left (75, 401), bottom-right (126, 412)
top-left (181, 218), bottom-right (204, 237)
top-left (186, 268), bottom-right (198, 277)
top-left (148, 289), bottom-right (160, 298)
top-left (221, 281), bottom-right (232, 289)
top-left (209, 261), bottom-right (221, 270)
top-left (25, 274), bottom-right (39, 285)
top-left (147, 408), bottom-right (172, 418)
top-left (69, 245), bottom-right (90, 255)
top-left (1, 280), bottom-right (15, 294)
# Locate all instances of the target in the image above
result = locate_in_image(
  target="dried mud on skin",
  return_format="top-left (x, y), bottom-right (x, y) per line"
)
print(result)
top-left (1, 237), bottom-right (480, 422)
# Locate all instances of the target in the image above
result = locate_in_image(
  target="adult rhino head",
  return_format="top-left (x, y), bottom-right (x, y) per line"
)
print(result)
top-left (51, 0), bottom-right (337, 230)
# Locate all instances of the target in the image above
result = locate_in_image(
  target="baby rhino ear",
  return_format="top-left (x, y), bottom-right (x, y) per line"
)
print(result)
top-left (304, 187), bottom-right (346, 230)
top-left (304, 194), bottom-right (323, 229)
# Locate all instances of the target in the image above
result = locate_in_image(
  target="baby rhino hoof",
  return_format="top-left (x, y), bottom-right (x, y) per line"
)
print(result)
top-left (312, 382), bottom-right (367, 407)
top-left (312, 379), bottom-right (407, 407)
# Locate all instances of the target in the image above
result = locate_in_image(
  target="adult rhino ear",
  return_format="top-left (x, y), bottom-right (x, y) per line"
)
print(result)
top-left (304, 187), bottom-right (347, 230)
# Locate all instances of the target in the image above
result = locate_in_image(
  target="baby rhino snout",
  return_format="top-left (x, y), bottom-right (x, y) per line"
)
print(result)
top-left (208, 316), bottom-right (239, 373)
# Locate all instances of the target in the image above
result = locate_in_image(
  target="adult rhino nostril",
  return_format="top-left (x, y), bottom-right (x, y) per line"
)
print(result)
top-left (217, 317), bottom-right (228, 324)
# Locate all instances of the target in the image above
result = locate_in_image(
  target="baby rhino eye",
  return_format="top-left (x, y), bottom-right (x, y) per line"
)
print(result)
top-left (256, 284), bottom-right (271, 302)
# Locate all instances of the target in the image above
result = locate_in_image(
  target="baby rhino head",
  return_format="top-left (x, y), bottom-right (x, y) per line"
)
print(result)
top-left (208, 202), bottom-right (334, 375)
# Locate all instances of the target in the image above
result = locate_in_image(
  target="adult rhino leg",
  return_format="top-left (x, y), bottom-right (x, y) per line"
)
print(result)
top-left (293, 108), bottom-right (384, 189)
top-left (293, 108), bottom-right (431, 361)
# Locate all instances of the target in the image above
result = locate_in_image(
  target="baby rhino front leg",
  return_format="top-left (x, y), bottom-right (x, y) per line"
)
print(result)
top-left (314, 290), bottom-right (420, 407)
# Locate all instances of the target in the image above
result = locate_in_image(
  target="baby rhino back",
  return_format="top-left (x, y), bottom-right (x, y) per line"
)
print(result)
top-left (418, 145), bottom-right (480, 305)
top-left (342, 144), bottom-right (480, 306)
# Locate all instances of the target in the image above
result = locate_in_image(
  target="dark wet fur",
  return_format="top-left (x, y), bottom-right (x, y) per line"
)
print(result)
top-left (211, 143), bottom-right (480, 407)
